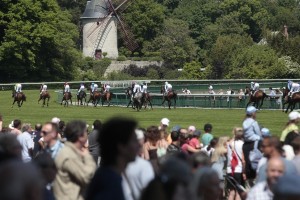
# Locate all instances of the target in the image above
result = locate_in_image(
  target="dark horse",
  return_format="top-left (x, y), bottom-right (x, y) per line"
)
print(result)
top-left (161, 86), bottom-right (177, 109)
top-left (38, 91), bottom-right (50, 107)
top-left (12, 91), bottom-right (26, 108)
top-left (101, 90), bottom-right (112, 106)
top-left (61, 92), bottom-right (72, 107)
top-left (124, 87), bottom-right (143, 111)
top-left (87, 89), bottom-right (101, 107)
top-left (244, 87), bottom-right (268, 109)
top-left (282, 87), bottom-right (300, 113)
top-left (77, 90), bottom-right (87, 106)
top-left (125, 87), bottom-right (153, 110)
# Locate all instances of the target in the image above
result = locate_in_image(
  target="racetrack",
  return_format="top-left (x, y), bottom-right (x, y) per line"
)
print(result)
top-left (0, 90), bottom-right (289, 137)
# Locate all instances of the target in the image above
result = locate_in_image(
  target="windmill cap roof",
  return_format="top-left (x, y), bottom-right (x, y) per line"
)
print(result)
top-left (81, 0), bottom-right (109, 19)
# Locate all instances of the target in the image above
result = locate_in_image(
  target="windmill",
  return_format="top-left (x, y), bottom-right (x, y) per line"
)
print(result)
top-left (80, 0), bottom-right (138, 59)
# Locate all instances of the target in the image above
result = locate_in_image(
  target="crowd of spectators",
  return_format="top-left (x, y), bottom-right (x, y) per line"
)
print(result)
top-left (1, 107), bottom-right (300, 200)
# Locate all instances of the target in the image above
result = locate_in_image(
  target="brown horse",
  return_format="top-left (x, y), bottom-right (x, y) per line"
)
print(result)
top-left (12, 91), bottom-right (26, 108)
top-left (86, 90), bottom-right (101, 107)
top-left (244, 87), bottom-right (268, 109)
top-left (161, 86), bottom-right (177, 109)
top-left (38, 91), bottom-right (50, 107)
top-left (101, 91), bottom-right (112, 106)
top-left (142, 92), bottom-right (153, 110)
top-left (282, 87), bottom-right (300, 113)
top-left (77, 90), bottom-right (86, 106)
top-left (61, 92), bottom-right (72, 107)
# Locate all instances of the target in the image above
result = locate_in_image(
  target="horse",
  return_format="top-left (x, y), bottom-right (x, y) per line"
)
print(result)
top-left (142, 92), bottom-right (153, 110)
top-left (125, 87), bottom-right (134, 108)
top-left (244, 87), bottom-right (268, 109)
top-left (77, 90), bottom-right (87, 106)
top-left (161, 86), bottom-right (177, 109)
top-left (101, 90), bottom-right (112, 106)
top-left (38, 91), bottom-right (50, 107)
top-left (132, 92), bottom-right (143, 111)
top-left (86, 91), bottom-right (101, 107)
top-left (282, 87), bottom-right (300, 113)
top-left (61, 92), bottom-right (72, 107)
top-left (11, 91), bottom-right (26, 108)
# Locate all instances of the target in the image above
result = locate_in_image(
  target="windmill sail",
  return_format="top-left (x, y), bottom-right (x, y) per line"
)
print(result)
top-left (116, 15), bottom-right (139, 51)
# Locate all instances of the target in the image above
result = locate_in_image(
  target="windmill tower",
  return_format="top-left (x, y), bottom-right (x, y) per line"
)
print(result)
top-left (80, 0), bottom-right (138, 59)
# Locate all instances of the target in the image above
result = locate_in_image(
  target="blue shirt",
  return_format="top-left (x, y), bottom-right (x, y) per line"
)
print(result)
top-left (201, 133), bottom-right (213, 146)
top-left (48, 140), bottom-right (64, 159)
top-left (243, 118), bottom-right (261, 142)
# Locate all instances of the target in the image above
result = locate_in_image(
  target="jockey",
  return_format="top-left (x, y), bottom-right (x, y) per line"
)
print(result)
top-left (15, 83), bottom-right (22, 93)
top-left (133, 82), bottom-right (141, 98)
top-left (103, 83), bottom-right (110, 93)
top-left (90, 83), bottom-right (95, 94)
top-left (77, 83), bottom-right (85, 95)
top-left (64, 82), bottom-right (70, 94)
top-left (250, 81), bottom-right (260, 93)
top-left (92, 83), bottom-right (98, 93)
top-left (288, 80), bottom-right (300, 96)
top-left (208, 85), bottom-right (215, 94)
top-left (141, 82), bottom-right (147, 94)
top-left (40, 84), bottom-right (47, 94)
top-left (164, 81), bottom-right (172, 96)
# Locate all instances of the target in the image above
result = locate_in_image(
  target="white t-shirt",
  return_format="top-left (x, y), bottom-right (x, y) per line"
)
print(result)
top-left (227, 140), bottom-right (244, 173)
top-left (17, 132), bottom-right (34, 162)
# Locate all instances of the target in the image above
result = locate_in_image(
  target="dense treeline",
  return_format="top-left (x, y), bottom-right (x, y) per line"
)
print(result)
top-left (1, 0), bottom-right (300, 82)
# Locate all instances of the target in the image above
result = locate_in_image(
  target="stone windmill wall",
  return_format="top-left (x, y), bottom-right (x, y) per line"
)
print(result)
top-left (81, 0), bottom-right (119, 59)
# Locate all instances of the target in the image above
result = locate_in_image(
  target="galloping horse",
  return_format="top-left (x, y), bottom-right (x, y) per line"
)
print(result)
top-left (101, 90), bottom-right (112, 106)
top-left (61, 92), bottom-right (72, 107)
top-left (125, 87), bottom-right (152, 110)
top-left (244, 87), bottom-right (268, 109)
top-left (77, 90), bottom-right (87, 106)
top-left (86, 90), bottom-right (101, 107)
top-left (142, 92), bottom-right (153, 109)
top-left (125, 87), bottom-right (134, 108)
top-left (282, 87), bottom-right (300, 113)
top-left (38, 91), bottom-right (50, 107)
top-left (12, 91), bottom-right (26, 108)
top-left (161, 86), bottom-right (177, 109)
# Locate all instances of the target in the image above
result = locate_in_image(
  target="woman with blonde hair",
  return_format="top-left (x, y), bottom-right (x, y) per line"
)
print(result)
top-left (226, 127), bottom-right (245, 200)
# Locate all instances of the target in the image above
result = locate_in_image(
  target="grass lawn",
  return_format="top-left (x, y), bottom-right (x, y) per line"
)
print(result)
top-left (0, 90), bottom-right (289, 137)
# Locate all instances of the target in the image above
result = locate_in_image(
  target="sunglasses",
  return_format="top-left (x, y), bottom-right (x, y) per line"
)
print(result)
top-left (41, 130), bottom-right (52, 135)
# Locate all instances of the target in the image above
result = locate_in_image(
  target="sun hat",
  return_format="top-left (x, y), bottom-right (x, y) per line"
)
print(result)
top-left (261, 128), bottom-right (271, 137)
top-left (171, 125), bottom-right (181, 132)
top-left (288, 111), bottom-right (300, 121)
top-left (246, 106), bottom-right (257, 115)
top-left (161, 118), bottom-right (170, 126)
top-left (188, 125), bottom-right (196, 132)
top-left (135, 129), bottom-right (144, 140)
top-left (51, 117), bottom-right (60, 124)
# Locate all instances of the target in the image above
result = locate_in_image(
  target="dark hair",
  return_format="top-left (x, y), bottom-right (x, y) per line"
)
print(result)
top-left (64, 120), bottom-right (86, 143)
top-left (58, 121), bottom-right (65, 131)
top-left (98, 117), bottom-right (137, 166)
top-left (35, 124), bottom-right (42, 131)
top-left (146, 126), bottom-right (160, 142)
top-left (204, 123), bottom-right (212, 132)
top-left (284, 131), bottom-right (300, 145)
top-left (170, 131), bottom-right (180, 141)
top-left (13, 119), bottom-right (21, 129)
top-left (266, 136), bottom-right (283, 154)
top-left (93, 120), bottom-right (102, 131)
top-left (207, 137), bottom-right (218, 151)
top-left (192, 152), bottom-right (211, 168)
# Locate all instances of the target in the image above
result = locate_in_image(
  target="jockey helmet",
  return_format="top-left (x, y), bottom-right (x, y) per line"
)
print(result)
top-left (143, 82), bottom-right (146, 85)
top-left (91, 82), bottom-right (94, 85)
top-left (288, 80), bottom-right (292, 83)
top-left (251, 81), bottom-right (254, 84)
top-left (209, 85), bottom-right (213, 90)
top-left (165, 81), bottom-right (168, 85)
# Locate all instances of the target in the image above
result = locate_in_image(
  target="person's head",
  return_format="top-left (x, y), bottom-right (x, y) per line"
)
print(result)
top-left (34, 123), bottom-right (42, 132)
top-left (191, 167), bottom-right (221, 200)
top-left (178, 128), bottom-right (189, 144)
top-left (191, 152), bottom-right (211, 170)
top-left (291, 136), bottom-right (300, 155)
top-left (170, 131), bottom-right (180, 142)
top-left (98, 117), bottom-right (139, 167)
top-left (146, 126), bottom-right (161, 142)
top-left (22, 123), bottom-right (32, 133)
top-left (64, 120), bottom-right (88, 147)
top-left (273, 174), bottom-right (300, 200)
top-left (165, 81), bottom-right (168, 85)
top-left (58, 121), bottom-right (65, 133)
top-left (251, 81), bottom-right (254, 84)
top-left (262, 136), bottom-right (283, 158)
top-left (288, 111), bottom-right (300, 123)
top-left (34, 152), bottom-right (57, 183)
top-left (92, 119), bottom-right (102, 131)
top-left (269, 87), bottom-right (273, 90)
top-left (188, 125), bottom-right (196, 134)
top-left (266, 157), bottom-right (285, 188)
top-left (0, 133), bottom-right (22, 163)
top-left (41, 122), bottom-right (59, 144)
top-left (51, 117), bottom-right (60, 125)
top-left (246, 106), bottom-right (257, 118)
top-left (13, 119), bottom-right (21, 129)
top-left (204, 123), bottom-right (212, 133)
top-left (232, 127), bottom-right (243, 140)
top-left (160, 118), bottom-right (170, 130)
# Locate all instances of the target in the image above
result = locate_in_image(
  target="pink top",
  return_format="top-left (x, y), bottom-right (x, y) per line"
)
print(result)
top-left (188, 138), bottom-right (200, 149)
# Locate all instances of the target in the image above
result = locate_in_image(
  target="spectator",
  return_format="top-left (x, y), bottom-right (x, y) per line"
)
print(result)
top-left (122, 129), bottom-right (155, 200)
top-left (242, 106), bottom-right (262, 185)
top-left (227, 127), bottom-right (245, 200)
top-left (291, 137), bottom-right (300, 174)
top-left (86, 117), bottom-right (139, 200)
top-left (188, 130), bottom-right (202, 149)
top-left (10, 119), bottom-right (22, 135)
top-left (53, 120), bottom-right (96, 200)
top-left (256, 136), bottom-right (297, 183)
top-left (167, 131), bottom-right (181, 154)
top-left (41, 122), bottom-right (64, 159)
top-left (202, 123), bottom-right (213, 146)
top-left (201, 137), bottom-right (218, 158)
top-left (0, 133), bottom-right (22, 163)
top-left (191, 151), bottom-right (211, 172)
top-left (159, 118), bottom-right (169, 131)
top-left (273, 174), bottom-right (300, 199)
top-left (280, 111), bottom-right (300, 143)
top-left (0, 114), bottom-right (2, 132)
top-left (33, 123), bottom-right (42, 157)
top-left (180, 128), bottom-right (200, 154)
top-left (58, 120), bottom-right (66, 139)
top-left (246, 157), bottom-right (285, 200)
top-left (88, 119), bottom-right (102, 165)
top-left (17, 123), bottom-right (34, 162)
top-left (188, 125), bottom-right (196, 135)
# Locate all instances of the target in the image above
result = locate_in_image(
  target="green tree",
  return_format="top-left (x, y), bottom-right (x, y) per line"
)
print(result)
top-left (180, 61), bottom-right (203, 79)
top-left (0, 0), bottom-right (81, 82)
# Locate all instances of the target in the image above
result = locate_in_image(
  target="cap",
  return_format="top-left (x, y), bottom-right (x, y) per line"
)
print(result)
top-left (171, 125), bottom-right (181, 132)
top-left (246, 106), bottom-right (257, 115)
top-left (51, 117), bottom-right (60, 124)
top-left (261, 128), bottom-right (271, 137)
top-left (161, 118), bottom-right (170, 126)
top-left (193, 130), bottom-right (201, 137)
top-left (273, 174), bottom-right (300, 198)
top-left (8, 121), bottom-right (14, 129)
top-left (135, 129), bottom-right (144, 140)
top-left (188, 125), bottom-right (196, 132)
top-left (289, 111), bottom-right (300, 121)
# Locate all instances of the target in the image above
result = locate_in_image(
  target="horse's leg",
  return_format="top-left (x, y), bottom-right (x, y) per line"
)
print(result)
top-left (70, 98), bottom-right (72, 105)
top-left (168, 100), bottom-right (171, 109)
top-left (174, 98), bottom-right (176, 109)
top-left (127, 100), bottom-right (132, 108)
top-left (149, 99), bottom-right (153, 110)
top-left (245, 101), bottom-right (252, 109)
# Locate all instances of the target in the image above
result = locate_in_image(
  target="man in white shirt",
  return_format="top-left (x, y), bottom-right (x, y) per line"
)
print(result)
top-left (17, 123), bottom-right (34, 162)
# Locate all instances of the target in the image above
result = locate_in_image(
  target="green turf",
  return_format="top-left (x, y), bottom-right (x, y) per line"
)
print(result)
top-left (0, 90), bottom-right (288, 137)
